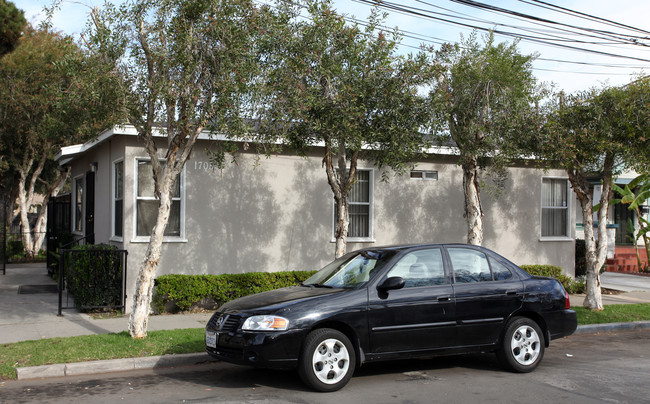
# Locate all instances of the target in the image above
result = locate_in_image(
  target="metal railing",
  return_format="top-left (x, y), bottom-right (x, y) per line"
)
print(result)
top-left (47, 233), bottom-right (93, 275)
top-left (58, 247), bottom-right (128, 315)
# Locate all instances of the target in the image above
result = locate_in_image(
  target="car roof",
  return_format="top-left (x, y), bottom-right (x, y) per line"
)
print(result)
top-left (355, 243), bottom-right (477, 252)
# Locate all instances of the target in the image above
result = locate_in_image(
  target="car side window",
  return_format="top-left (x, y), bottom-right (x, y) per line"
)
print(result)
top-left (386, 248), bottom-right (446, 288)
top-left (489, 257), bottom-right (513, 281)
top-left (448, 248), bottom-right (492, 283)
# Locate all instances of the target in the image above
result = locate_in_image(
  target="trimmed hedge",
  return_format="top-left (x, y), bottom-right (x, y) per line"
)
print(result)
top-left (520, 264), bottom-right (585, 294)
top-left (152, 271), bottom-right (317, 313)
top-left (66, 244), bottom-right (125, 311)
top-left (153, 264), bottom-right (587, 313)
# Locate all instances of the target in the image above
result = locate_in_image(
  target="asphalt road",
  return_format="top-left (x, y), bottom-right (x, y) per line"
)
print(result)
top-left (1, 330), bottom-right (649, 404)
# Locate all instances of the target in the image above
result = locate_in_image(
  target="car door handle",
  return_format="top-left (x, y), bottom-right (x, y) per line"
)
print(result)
top-left (437, 295), bottom-right (451, 302)
top-left (506, 290), bottom-right (519, 296)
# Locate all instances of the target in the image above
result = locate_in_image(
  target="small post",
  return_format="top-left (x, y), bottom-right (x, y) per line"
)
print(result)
top-left (58, 249), bottom-right (65, 316)
top-left (1, 197), bottom-right (6, 276)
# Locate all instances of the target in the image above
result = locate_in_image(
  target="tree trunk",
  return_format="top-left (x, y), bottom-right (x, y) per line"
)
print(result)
top-left (462, 157), bottom-right (483, 245)
top-left (16, 170), bottom-right (34, 258)
top-left (581, 199), bottom-right (603, 310)
top-left (323, 139), bottom-right (357, 259)
top-left (14, 152), bottom-right (48, 258)
top-left (334, 196), bottom-right (349, 258)
top-left (128, 170), bottom-right (176, 339)
top-left (569, 172), bottom-right (604, 310)
top-left (32, 167), bottom-right (70, 254)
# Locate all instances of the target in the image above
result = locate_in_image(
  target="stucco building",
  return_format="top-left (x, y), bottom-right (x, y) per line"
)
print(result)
top-left (57, 125), bottom-right (578, 311)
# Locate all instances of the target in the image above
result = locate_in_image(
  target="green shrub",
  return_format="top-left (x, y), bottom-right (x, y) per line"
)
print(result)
top-left (66, 244), bottom-right (125, 311)
top-left (6, 236), bottom-right (24, 259)
top-left (519, 264), bottom-right (563, 278)
top-left (153, 271), bottom-right (317, 313)
top-left (520, 264), bottom-right (585, 294)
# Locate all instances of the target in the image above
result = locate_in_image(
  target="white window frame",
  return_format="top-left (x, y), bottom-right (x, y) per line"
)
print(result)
top-left (331, 168), bottom-right (375, 243)
top-left (72, 175), bottom-right (84, 235)
top-left (410, 170), bottom-right (438, 181)
top-left (110, 159), bottom-right (124, 242)
top-left (540, 177), bottom-right (572, 241)
top-left (131, 157), bottom-right (187, 243)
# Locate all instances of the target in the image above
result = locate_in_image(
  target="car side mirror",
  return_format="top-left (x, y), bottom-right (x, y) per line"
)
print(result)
top-left (378, 276), bottom-right (405, 292)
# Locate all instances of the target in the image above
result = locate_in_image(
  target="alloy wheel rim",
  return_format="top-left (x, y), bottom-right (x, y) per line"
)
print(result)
top-left (311, 338), bottom-right (350, 384)
top-left (510, 325), bottom-right (541, 366)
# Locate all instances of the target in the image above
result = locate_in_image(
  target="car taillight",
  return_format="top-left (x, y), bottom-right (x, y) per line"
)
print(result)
top-left (565, 290), bottom-right (571, 309)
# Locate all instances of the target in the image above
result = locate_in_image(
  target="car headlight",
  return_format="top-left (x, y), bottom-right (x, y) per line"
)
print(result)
top-left (242, 315), bottom-right (289, 331)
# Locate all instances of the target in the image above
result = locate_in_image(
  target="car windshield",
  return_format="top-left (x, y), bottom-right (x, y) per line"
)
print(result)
top-left (302, 250), bottom-right (397, 288)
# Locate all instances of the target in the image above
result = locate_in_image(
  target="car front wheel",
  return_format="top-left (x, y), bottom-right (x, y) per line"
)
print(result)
top-left (497, 317), bottom-right (545, 373)
top-left (298, 328), bottom-right (356, 392)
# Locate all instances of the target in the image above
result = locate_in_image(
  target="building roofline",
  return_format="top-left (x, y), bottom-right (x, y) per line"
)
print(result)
top-left (56, 124), bottom-right (463, 164)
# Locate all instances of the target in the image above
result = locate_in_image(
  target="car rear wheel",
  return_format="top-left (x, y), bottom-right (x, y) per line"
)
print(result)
top-left (298, 328), bottom-right (356, 392)
top-left (497, 317), bottom-right (545, 373)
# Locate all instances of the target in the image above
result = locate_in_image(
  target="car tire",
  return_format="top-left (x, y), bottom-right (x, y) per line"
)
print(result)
top-left (298, 328), bottom-right (356, 392)
top-left (497, 317), bottom-right (545, 373)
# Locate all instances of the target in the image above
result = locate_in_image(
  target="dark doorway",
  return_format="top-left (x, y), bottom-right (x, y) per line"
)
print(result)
top-left (46, 194), bottom-right (71, 274)
top-left (614, 202), bottom-right (635, 245)
top-left (85, 171), bottom-right (95, 244)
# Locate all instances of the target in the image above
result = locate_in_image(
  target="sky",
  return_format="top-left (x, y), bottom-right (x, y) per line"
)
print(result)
top-left (18, 0), bottom-right (650, 94)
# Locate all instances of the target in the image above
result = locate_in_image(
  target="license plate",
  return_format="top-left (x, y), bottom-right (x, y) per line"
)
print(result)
top-left (206, 331), bottom-right (218, 348)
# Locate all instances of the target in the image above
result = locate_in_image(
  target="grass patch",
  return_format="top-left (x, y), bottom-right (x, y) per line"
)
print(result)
top-left (574, 303), bottom-right (650, 324)
top-left (2, 304), bottom-right (649, 381)
top-left (0, 328), bottom-right (204, 380)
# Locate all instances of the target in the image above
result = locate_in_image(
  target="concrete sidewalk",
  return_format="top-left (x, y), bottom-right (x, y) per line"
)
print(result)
top-left (0, 263), bottom-right (211, 344)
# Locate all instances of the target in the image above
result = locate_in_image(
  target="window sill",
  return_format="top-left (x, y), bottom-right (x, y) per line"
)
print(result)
top-left (109, 236), bottom-right (124, 243)
top-left (539, 237), bottom-right (573, 242)
top-left (130, 237), bottom-right (188, 244)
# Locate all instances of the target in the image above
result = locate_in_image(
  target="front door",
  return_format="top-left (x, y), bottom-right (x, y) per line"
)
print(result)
top-left (614, 202), bottom-right (635, 244)
top-left (367, 248), bottom-right (456, 354)
top-left (85, 171), bottom-right (95, 244)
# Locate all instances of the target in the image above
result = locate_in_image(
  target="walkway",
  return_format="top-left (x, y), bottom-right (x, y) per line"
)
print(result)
top-left (0, 263), bottom-right (210, 344)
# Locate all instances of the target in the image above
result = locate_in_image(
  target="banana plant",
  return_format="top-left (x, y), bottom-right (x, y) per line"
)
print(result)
top-left (612, 173), bottom-right (650, 272)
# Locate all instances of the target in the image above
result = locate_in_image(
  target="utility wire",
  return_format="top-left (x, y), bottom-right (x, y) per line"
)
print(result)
top-left (354, 0), bottom-right (650, 62)
top-left (264, 0), bottom-right (649, 76)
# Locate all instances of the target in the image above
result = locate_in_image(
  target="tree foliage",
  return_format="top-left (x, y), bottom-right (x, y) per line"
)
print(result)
top-left (86, 0), bottom-right (276, 337)
top-left (0, 0), bottom-right (26, 56)
top-left (260, 0), bottom-right (433, 257)
top-left (541, 77), bottom-right (650, 310)
top-left (0, 26), bottom-right (121, 256)
top-left (428, 31), bottom-right (542, 245)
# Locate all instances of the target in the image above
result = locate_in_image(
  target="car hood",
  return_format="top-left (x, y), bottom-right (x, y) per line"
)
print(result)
top-left (219, 286), bottom-right (346, 312)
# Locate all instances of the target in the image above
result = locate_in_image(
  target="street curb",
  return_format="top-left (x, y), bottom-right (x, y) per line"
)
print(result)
top-left (13, 322), bottom-right (650, 380)
top-left (15, 352), bottom-right (217, 380)
top-left (573, 320), bottom-right (650, 334)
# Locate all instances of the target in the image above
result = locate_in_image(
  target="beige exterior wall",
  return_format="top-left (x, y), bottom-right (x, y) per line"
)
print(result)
top-left (66, 135), bottom-right (576, 312)
top-left (68, 136), bottom-right (126, 244)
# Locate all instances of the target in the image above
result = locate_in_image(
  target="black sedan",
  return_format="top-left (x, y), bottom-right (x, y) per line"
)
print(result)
top-left (206, 244), bottom-right (577, 392)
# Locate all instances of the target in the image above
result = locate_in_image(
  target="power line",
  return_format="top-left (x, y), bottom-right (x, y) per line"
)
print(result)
top-left (263, 0), bottom-right (649, 77)
top-left (522, 0), bottom-right (650, 36)
top-left (353, 0), bottom-right (650, 62)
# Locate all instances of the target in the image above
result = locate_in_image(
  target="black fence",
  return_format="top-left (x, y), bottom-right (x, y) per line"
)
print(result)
top-left (58, 247), bottom-right (128, 315)
top-left (0, 193), bottom-right (6, 275)
top-left (46, 197), bottom-right (72, 275)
